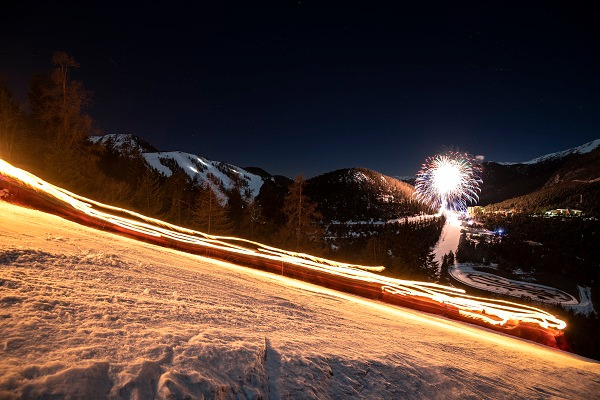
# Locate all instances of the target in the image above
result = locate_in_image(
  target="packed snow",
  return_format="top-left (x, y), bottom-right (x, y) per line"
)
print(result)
top-left (498, 138), bottom-right (600, 165)
top-left (432, 213), bottom-right (462, 269)
top-left (449, 264), bottom-right (579, 305)
top-left (569, 286), bottom-right (596, 315)
top-left (438, 219), bottom-right (595, 314)
top-left (1, 201), bottom-right (600, 399)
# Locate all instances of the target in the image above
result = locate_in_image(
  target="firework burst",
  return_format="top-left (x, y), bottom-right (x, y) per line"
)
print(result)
top-left (415, 151), bottom-right (482, 213)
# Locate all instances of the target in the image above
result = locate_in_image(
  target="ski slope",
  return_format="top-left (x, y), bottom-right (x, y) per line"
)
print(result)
top-left (90, 134), bottom-right (265, 204)
top-left (432, 214), bottom-right (462, 268)
top-left (1, 201), bottom-right (599, 399)
top-left (143, 151), bottom-right (264, 202)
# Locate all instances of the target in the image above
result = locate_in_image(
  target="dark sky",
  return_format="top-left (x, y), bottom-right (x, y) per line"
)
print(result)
top-left (1, 2), bottom-right (598, 178)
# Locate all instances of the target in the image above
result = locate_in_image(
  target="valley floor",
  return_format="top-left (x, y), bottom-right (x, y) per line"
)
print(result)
top-left (1, 202), bottom-right (600, 399)
top-left (449, 264), bottom-right (579, 305)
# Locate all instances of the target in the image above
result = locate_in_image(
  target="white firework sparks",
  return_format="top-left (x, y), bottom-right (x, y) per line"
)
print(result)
top-left (415, 151), bottom-right (482, 213)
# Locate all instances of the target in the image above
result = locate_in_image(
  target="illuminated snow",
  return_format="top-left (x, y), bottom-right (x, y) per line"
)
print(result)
top-left (90, 134), bottom-right (264, 205)
top-left (450, 264), bottom-right (580, 305)
top-left (1, 201), bottom-right (600, 398)
top-left (143, 151), bottom-right (264, 205)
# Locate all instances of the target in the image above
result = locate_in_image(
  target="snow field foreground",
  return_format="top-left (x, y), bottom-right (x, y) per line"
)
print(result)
top-left (1, 202), bottom-right (599, 399)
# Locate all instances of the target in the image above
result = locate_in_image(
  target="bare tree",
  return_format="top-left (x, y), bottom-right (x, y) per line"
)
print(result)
top-left (281, 175), bottom-right (324, 251)
top-left (0, 84), bottom-right (23, 162)
top-left (194, 183), bottom-right (232, 235)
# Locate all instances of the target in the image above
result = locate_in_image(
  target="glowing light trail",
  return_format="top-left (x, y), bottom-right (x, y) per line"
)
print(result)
top-left (0, 159), bottom-right (567, 349)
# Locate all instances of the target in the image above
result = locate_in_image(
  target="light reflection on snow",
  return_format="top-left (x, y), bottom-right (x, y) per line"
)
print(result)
top-left (0, 158), bottom-right (567, 334)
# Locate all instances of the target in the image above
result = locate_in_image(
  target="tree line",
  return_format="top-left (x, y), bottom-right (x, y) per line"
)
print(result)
top-left (0, 52), bottom-right (329, 255)
top-left (325, 217), bottom-right (445, 281)
top-left (0, 51), bottom-right (445, 280)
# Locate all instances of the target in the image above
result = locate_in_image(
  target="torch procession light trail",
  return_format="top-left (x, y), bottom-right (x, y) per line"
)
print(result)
top-left (0, 158), bottom-right (569, 350)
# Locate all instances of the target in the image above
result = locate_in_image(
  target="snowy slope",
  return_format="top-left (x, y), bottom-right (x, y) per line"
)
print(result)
top-left (499, 139), bottom-right (600, 165)
top-left (144, 151), bottom-right (264, 203)
top-left (1, 201), bottom-right (600, 399)
top-left (89, 133), bottom-right (157, 153)
top-left (432, 214), bottom-right (462, 270)
top-left (90, 133), bottom-right (137, 148)
top-left (91, 134), bottom-right (265, 203)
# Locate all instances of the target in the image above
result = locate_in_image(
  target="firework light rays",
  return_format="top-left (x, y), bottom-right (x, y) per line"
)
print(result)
top-left (415, 151), bottom-right (482, 213)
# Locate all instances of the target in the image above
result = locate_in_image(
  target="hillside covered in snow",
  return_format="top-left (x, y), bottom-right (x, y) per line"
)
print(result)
top-left (1, 201), bottom-right (599, 399)
top-left (91, 134), bottom-right (265, 203)
top-left (90, 134), bottom-right (426, 221)
top-left (498, 139), bottom-right (600, 166)
top-left (479, 139), bottom-right (600, 208)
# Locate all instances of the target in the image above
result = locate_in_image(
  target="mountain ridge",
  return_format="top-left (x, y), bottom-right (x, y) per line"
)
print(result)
top-left (90, 134), bottom-right (424, 221)
top-left (91, 134), bottom-right (264, 204)
top-left (91, 133), bottom-right (600, 216)
top-left (497, 139), bottom-right (600, 166)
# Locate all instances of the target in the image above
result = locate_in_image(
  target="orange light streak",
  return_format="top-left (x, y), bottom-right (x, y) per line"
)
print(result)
top-left (0, 158), bottom-right (567, 337)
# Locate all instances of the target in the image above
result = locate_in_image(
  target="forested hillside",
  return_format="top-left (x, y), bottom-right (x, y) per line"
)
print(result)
top-left (0, 52), bottom-right (439, 280)
top-left (305, 168), bottom-right (422, 222)
top-left (480, 145), bottom-right (600, 213)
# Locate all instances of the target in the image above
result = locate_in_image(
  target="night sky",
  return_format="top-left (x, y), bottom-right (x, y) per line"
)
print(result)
top-left (1, 2), bottom-right (598, 178)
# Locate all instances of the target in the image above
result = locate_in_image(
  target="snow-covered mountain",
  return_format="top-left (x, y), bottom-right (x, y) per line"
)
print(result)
top-left (480, 139), bottom-right (600, 207)
top-left (144, 151), bottom-right (264, 203)
top-left (91, 134), bottom-right (264, 203)
top-left (498, 139), bottom-right (600, 165)
top-left (90, 133), bottom-right (158, 153)
top-left (91, 134), bottom-right (425, 221)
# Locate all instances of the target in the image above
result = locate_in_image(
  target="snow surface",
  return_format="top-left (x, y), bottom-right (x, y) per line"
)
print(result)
top-left (432, 214), bottom-right (462, 270)
top-left (1, 201), bottom-right (600, 399)
top-left (90, 134), bottom-right (264, 204)
top-left (144, 151), bottom-right (264, 203)
top-left (90, 134), bottom-right (134, 148)
top-left (498, 139), bottom-right (600, 165)
top-left (449, 264), bottom-right (579, 306)
top-left (568, 286), bottom-right (596, 315)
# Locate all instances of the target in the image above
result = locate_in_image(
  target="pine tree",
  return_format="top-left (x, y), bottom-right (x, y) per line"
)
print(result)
top-left (226, 186), bottom-right (246, 234)
top-left (194, 184), bottom-right (231, 235)
top-left (29, 52), bottom-right (95, 186)
top-left (133, 168), bottom-right (163, 216)
top-left (362, 236), bottom-right (386, 265)
top-left (241, 199), bottom-right (268, 240)
top-left (447, 250), bottom-right (455, 265)
top-left (441, 254), bottom-right (449, 270)
top-left (164, 170), bottom-right (190, 225)
top-left (423, 250), bottom-right (439, 282)
top-left (281, 175), bottom-right (324, 252)
top-left (0, 84), bottom-right (24, 163)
